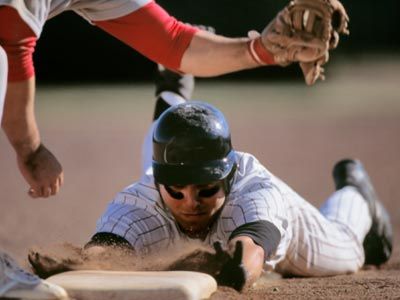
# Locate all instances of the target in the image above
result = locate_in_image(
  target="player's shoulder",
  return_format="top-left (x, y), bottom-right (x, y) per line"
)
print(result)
top-left (234, 151), bottom-right (264, 170)
top-left (233, 151), bottom-right (271, 180)
top-left (227, 151), bottom-right (271, 195)
top-left (112, 178), bottom-right (160, 207)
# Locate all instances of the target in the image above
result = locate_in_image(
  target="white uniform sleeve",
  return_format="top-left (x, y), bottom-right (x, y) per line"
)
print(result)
top-left (95, 184), bottom-right (174, 254)
top-left (217, 152), bottom-right (291, 265)
top-left (0, 0), bottom-right (152, 36)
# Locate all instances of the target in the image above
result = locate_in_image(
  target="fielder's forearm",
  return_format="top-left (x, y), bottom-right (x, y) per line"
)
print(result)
top-left (2, 78), bottom-right (41, 159)
top-left (180, 30), bottom-right (260, 77)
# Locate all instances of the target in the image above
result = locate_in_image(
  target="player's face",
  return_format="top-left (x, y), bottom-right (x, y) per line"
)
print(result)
top-left (159, 182), bottom-right (226, 237)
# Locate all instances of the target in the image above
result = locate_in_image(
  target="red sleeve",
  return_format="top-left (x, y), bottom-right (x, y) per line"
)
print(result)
top-left (0, 6), bottom-right (37, 82)
top-left (94, 1), bottom-right (198, 71)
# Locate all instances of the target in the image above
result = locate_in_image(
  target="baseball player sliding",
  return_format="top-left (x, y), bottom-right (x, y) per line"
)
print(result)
top-left (28, 65), bottom-right (393, 292)
top-left (0, 0), bottom-right (348, 199)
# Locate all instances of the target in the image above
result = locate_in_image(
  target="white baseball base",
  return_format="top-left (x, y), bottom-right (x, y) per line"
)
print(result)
top-left (47, 270), bottom-right (217, 300)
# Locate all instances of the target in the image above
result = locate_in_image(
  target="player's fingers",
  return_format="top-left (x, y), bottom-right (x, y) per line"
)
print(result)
top-left (50, 182), bottom-right (60, 196)
top-left (233, 241), bottom-right (244, 263)
top-left (213, 241), bottom-right (224, 257)
top-left (28, 187), bottom-right (39, 198)
top-left (59, 172), bottom-right (64, 186)
top-left (319, 66), bottom-right (326, 81)
top-left (42, 186), bottom-right (52, 198)
top-left (28, 184), bottom-right (44, 198)
top-left (28, 251), bottom-right (43, 272)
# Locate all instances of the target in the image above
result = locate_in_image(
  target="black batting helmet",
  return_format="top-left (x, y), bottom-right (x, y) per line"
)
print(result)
top-left (152, 101), bottom-right (236, 186)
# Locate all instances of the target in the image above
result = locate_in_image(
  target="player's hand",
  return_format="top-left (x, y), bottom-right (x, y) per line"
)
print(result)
top-left (17, 143), bottom-right (64, 198)
top-left (28, 244), bottom-right (83, 279)
top-left (213, 241), bottom-right (247, 292)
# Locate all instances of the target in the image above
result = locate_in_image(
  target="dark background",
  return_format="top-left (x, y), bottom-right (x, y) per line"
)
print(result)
top-left (34, 0), bottom-right (400, 83)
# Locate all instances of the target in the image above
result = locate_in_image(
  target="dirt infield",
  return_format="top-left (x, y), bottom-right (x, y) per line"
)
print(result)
top-left (1, 60), bottom-right (400, 299)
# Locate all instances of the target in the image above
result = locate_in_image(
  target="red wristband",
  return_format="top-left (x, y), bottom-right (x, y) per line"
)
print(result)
top-left (0, 6), bottom-right (37, 81)
top-left (247, 37), bottom-right (276, 65)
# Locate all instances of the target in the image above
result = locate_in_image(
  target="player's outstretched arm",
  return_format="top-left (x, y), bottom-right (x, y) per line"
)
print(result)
top-left (1, 7), bottom-right (63, 198)
top-left (214, 237), bottom-right (264, 291)
top-left (2, 79), bottom-right (64, 198)
top-left (95, 1), bottom-right (348, 85)
top-left (181, 0), bottom-right (349, 84)
top-left (179, 30), bottom-right (258, 76)
top-left (166, 238), bottom-right (264, 292)
top-left (229, 236), bottom-right (265, 289)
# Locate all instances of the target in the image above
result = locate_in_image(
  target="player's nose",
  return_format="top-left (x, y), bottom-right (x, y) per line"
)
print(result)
top-left (182, 186), bottom-right (201, 208)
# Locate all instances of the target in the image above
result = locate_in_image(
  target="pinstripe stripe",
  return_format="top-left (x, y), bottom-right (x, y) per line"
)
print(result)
top-left (122, 213), bottom-right (156, 238)
top-left (133, 224), bottom-right (168, 247)
top-left (250, 198), bottom-right (261, 219)
top-left (230, 204), bottom-right (248, 223)
top-left (137, 182), bottom-right (158, 191)
top-left (98, 204), bottom-right (127, 232)
top-left (284, 246), bottom-right (363, 275)
top-left (110, 208), bottom-right (141, 232)
top-left (144, 236), bottom-right (169, 248)
top-left (284, 238), bottom-right (363, 273)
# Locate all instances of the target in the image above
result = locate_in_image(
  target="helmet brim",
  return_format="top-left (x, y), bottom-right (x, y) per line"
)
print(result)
top-left (153, 151), bottom-right (236, 186)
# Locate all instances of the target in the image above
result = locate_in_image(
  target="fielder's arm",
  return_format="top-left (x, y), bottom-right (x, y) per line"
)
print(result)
top-left (2, 79), bottom-right (64, 198)
top-left (180, 30), bottom-right (258, 76)
top-left (95, 1), bottom-right (331, 80)
top-left (0, 7), bottom-right (63, 198)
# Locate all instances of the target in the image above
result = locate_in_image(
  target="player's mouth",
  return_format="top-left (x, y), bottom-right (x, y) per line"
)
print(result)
top-left (181, 211), bottom-right (208, 218)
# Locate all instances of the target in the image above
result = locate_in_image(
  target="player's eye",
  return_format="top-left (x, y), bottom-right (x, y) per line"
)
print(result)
top-left (164, 185), bottom-right (184, 200)
top-left (198, 185), bottom-right (220, 198)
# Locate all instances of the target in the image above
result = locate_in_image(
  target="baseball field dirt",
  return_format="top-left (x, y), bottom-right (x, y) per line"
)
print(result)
top-left (1, 59), bottom-right (399, 299)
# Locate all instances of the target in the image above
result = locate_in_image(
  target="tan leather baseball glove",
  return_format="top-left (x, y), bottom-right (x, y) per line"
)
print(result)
top-left (260, 0), bottom-right (349, 85)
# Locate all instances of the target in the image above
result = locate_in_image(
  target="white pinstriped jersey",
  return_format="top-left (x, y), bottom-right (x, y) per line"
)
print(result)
top-left (97, 151), bottom-right (296, 268)
top-left (0, 0), bottom-right (151, 36)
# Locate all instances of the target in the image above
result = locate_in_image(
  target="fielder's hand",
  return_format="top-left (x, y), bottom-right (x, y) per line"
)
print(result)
top-left (17, 143), bottom-right (64, 198)
top-left (255, 0), bottom-right (349, 85)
